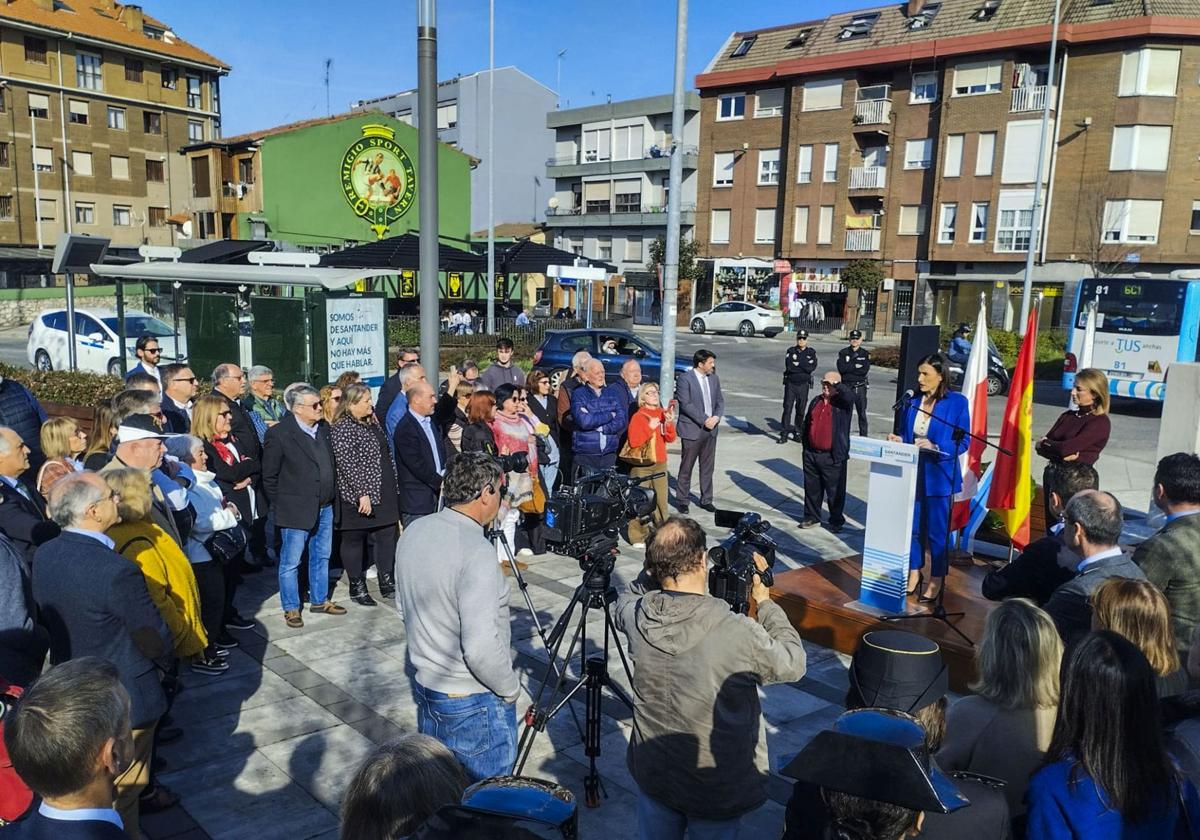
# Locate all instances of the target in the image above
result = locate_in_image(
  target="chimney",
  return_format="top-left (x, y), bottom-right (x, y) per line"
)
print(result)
top-left (122, 4), bottom-right (144, 32)
top-left (907, 0), bottom-right (923, 14)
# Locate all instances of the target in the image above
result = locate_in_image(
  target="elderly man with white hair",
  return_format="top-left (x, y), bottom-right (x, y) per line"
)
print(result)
top-left (570, 358), bottom-right (627, 477)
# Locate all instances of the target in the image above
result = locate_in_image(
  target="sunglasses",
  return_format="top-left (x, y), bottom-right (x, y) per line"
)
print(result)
top-left (173, 377), bottom-right (197, 384)
top-left (218, 410), bottom-right (232, 417)
top-left (144, 348), bottom-right (161, 355)
top-left (821, 381), bottom-right (837, 387)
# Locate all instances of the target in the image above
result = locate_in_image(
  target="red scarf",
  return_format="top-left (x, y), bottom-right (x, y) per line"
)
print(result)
top-left (211, 435), bottom-right (240, 466)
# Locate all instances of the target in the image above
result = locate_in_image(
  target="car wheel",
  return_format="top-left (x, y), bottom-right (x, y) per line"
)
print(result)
top-left (738, 320), bottom-right (755, 337)
top-left (34, 350), bottom-right (52, 372)
top-left (107, 358), bottom-right (123, 377)
top-left (549, 368), bottom-right (569, 391)
top-left (987, 373), bottom-right (1005, 397)
top-left (690, 318), bottom-right (705, 334)
top-left (764, 330), bottom-right (781, 338)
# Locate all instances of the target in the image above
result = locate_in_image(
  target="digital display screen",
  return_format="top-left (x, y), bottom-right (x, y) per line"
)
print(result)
top-left (1121, 284), bottom-right (1142, 297)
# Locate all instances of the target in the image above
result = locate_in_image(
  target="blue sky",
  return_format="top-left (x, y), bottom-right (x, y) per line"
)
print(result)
top-left (163, 1), bottom-right (867, 134)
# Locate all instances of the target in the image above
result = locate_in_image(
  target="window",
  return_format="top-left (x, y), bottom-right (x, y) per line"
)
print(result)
top-left (898, 205), bottom-right (928, 235)
top-left (710, 209), bottom-right (731, 244)
top-left (973, 0), bottom-right (1001, 21)
top-left (904, 138), bottom-right (933, 169)
top-left (110, 155), bottom-right (130, 180)
top-left (976, 132), bottom-right (996, 175)
top-left (32, 147), bottom-right (52, 173)
top-left (793, 206), bottom-right (810, 244)
top-left (996, 190), bottom-right (1035, 252)
top-left (188, 119), bottom-right (204, 142)
top-left (1002, 120), bottom-right (1050, 183)
top-left (938, 203), bottom-right (957, 243)
top-left (614, 179), bottom-right (641, 212)
top-left (786, 29), bottom-right (812, 49)
top-left (583, 128), bottom-right (611, 161)
top-left (161, 66), bottom-right (178, 89)
top-left (838, 12), bottom-right (880, 40)
top-left (76, 51), bottom-right (103, 91)
top-left (758, 149), bottom-right (780, 185)
top-left (1102, 199), bottom-right (1163, 244)
top-left (143, 111), bottom-right (162, 134)
top-left (625, 236), bottom-right (642, 262)
top-left (27, 93), bottom-right (49, 120)
top-left (0, 143), bottom-right (7, 167)
top-left (755, 209), bottom-right (776, 243)
top-left (107, 106), bottom-right (126, 130)
top-left (754, 88), bottom-right (783, 118)
top-left (71, 151), bottom-right (92, 177)
top-left (970, 203), bottom-right (989, 242)
top-left (186, 75), bottom-right (202, 108)
top-left (595, 236), bottom-right (612, 261)
top-left (823, 143), bottom-right (839, 182)
top-left (1192, 201), bottom-right (1200, 235)
top-left (436, 101), bottom-right (457, 130)
top-left (908, 2), bottom-right (941, 29)
top-left (944, 135), bottom-right (964, 177)
top-left (612, 125), bottom-right (644, 161)
top-left (147, 206), bottom-right (167, 228)
top-left (797, 145), bottom-right (813, 183)
top-left (24, 36), bottom-right (47, 64)
top-left (713, 152), bottom-right (735, 187)
top-left (112, 205), bottom-right (132, 227)
top-left (394, 109), bottom-right (412, 125)
top-left (0, 196), bottom-right (11, 221)
top-left (74, 202), bottom-right (95, 225)
top-left (1109, 125), bottom-right (1171, 172)
top-left (37, 199), bottom-right (56, 222)
top-left (717, 93), bottom-right (745, 120)
top-left (583, 181), bottom-right (611, 213)
top-left (68, 99), bottom-right (89, 125)
top-left (731, 35), bottom-right (757, 58)
top-left (953, 60), bottom-right (1002, 96)
top-left (911, 71), bottom-right (939, 103)
top-left (125, 58), bottom-right (143, 83)
top-left (1118, 48), bottom-right (1180, 97)
top-left (803, 78), bottom-right (843, 111)
top-left (145, 159), bottom-right (165, 182)
top-left (817, 206), bottom-right (834, 244)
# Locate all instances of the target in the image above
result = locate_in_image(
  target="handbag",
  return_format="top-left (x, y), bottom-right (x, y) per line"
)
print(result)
top-left (205, 523), bottom-right (248, 565)
top-left (519, 473), bottom-right (546, 514)
top-left (618, 436), bottom-right (656, 468)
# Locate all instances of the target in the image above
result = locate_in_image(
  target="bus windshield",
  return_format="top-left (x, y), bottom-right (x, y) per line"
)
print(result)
top-left (1079, 280), bottom-right (1185, 336)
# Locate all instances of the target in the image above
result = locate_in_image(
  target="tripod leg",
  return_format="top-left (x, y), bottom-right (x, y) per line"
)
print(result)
top-left (583, 657), bottom-right (607, 807)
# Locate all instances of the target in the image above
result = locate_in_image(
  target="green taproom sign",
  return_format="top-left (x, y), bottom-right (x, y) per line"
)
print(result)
top-left (340, 124), bottom-right (417, 239)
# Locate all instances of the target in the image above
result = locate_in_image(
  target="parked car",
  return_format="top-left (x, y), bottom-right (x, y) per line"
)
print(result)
top-left (690, 301), bottom-right (784, 337)
top-left (945, 340), bottom-right (1010, 396)
top-left (532, 329), bottom-right (692, 390)
top-left (28, 308), bottom-right (186, 376)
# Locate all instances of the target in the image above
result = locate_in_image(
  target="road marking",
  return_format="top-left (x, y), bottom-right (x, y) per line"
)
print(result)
top-left (735, 336), bottom-right (747, 344)
top-left (727, 391), bottom-right (776, 401)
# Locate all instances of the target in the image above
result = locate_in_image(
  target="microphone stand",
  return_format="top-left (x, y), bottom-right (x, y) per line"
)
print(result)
top-left (880, 395), bottom-right (1013, 647)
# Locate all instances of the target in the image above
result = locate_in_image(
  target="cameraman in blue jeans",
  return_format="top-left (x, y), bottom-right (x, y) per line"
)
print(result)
top-left (395, 452), bottom-right (521, 781)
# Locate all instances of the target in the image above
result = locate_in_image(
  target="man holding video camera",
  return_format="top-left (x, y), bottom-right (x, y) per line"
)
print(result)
top-left (615, 516), bottom-right (806, 839)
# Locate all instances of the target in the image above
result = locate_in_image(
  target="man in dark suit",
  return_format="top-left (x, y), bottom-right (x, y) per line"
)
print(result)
top-left (158, 363), bottom-right (196, 434)
top-left (125, 334), bottom-right (163, 389)
top-left (394, 381), bottom-right (446, 527)
top-left (673, 349), bottom-right (724, 514)
top-left (1044, 489), bottom-right (1146, 644)
top-left (982, 461), bottom-right (1098, 605)
top-left (800, 372), bottom-right (854, 533)
top-left (211, 363), bottom-right (260, 462)
top-left (1134, 452), bottom-right (1200, 664)
top-left (0, 426), bottom-right (60, 568)
top-left (375, 347), bottom-right (420, 425)
top-left (2, 658), bottom-right (133, 840)
top-left (33, 473), bottom-right (172, 839)
top-left (263, 385), bottom-right (346, 629)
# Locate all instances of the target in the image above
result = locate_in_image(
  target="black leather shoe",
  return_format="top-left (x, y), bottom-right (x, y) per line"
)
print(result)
top-left (698, 502), bottom-right (717, 513)
top-left (675, 504), bottom-right (690, 514)
top-left (777, 435), bottom-right (789, 445)
top-left (378, 572), bottom-right (396, 600)
top-left (348, 577), bottom-right (377, 607)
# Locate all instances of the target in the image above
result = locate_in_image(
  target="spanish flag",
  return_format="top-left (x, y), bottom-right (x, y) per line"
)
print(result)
top-left (987, 304), bottom-right (1039, 549)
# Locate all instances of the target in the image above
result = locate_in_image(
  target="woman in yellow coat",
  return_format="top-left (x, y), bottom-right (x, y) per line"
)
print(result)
top-left (103, 468), bottom-right (208, 660)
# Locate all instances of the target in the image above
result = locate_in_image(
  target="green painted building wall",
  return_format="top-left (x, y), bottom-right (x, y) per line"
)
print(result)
top-left (247, 112), bottom-right (472, 246)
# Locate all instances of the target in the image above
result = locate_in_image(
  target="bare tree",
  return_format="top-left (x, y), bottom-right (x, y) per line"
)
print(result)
top-left (1077, 178), bottom-right (1138, 277)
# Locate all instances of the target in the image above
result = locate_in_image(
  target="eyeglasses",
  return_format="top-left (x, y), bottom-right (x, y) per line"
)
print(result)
top-left (821, 381), bottom-right (836, 387)
top-left (298, 401), bottom-right (321, 410)
top-left (172, 377), bottom-right (197, 384)
top-left (144, 348), bottom-right (161, 355)
top-left (218, 410), bottom-right (232, 417)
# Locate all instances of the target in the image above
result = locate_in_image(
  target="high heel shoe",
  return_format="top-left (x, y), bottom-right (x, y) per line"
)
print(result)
top-left (906, 572), bottom-right (923, 596)
top-left (919, 577), bottom-right (946, 603)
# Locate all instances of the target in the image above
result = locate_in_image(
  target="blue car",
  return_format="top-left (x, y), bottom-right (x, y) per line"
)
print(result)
top-left (532, 329), bottom-right (692, 389)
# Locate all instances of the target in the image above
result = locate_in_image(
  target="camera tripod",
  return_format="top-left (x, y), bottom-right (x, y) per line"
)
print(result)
top-left (513, 547), bottom-right (640, 808)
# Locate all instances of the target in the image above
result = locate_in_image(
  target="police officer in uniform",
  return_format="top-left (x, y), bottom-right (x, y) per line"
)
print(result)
top-left (837, 328), bottom-right (871, 437)
top-left (779, 330), bottom-right (818, 444)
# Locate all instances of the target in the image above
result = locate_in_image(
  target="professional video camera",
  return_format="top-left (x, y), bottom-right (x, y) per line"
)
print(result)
top-left (543, 469), bottom-right (658, 561)
top-left (707, 511), bottom-right (778, 615)
top-left (495, 450), bottom-right (529, 475)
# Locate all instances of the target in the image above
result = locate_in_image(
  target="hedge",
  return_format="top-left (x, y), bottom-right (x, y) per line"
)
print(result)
top-left (1, 361), bottom-right (124, 408)
top-left (871, 328), bottom-right (1067, 381)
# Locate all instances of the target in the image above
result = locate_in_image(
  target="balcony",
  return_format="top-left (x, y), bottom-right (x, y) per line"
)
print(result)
top-left (849, 165), bottom-right (887, 190)
top-left (853, 85), bottom-right (892, 128)
top-left (545, 146), bottom-right (699, 177)
top-left (545, 203), bottom-right (696, 228)
top-left (1010, 85), bottom-right (1052, 113)
top-left (844, 228), bottom-right (881, 251)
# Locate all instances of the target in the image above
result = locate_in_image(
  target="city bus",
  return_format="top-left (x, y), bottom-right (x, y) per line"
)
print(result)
top-left (1063, 274), bottom-right (1200, 402)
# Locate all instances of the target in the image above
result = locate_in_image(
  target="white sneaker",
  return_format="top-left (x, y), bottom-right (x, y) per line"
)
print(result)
top-left (631, 542), bottom-right (646, 549)
top-left (365, 567), bottom-right (378, 580)
top-left (517, 548), bottom-right (534, 557)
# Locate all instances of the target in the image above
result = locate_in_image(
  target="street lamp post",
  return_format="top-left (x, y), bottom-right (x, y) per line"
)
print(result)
top-left (659, 0), bottom-right (688, 405)
top-left (417, 0), bottom-right (440, 367)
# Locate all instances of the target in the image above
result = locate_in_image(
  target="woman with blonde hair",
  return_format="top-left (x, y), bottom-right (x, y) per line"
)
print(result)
top-left (82, 402), bottom-right (117, 471)
top-left (938, 598), bottom-right (1062, 817)
top-left (623, 382), bottom-right (676, 548)
top-left (1092, 577), bottom-right (1188, 698)
top-left (36, 416), bottom-right (87, 497)
top-left (333, 371), bottom-right (361, 393)
top-left (319, 384), bottom-right (342, 424)
top-left (1036, 367), bottom-right (1111, 526)
top-left (445, 381), bottom-right (476, 453)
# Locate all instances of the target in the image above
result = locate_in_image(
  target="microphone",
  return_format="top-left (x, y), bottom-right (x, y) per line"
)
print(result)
top-left (892, 389), bottom-right (915, 412)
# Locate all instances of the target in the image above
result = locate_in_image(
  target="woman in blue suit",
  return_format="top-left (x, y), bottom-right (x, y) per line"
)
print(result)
top-left (888, 354), bottom-right (970, 602)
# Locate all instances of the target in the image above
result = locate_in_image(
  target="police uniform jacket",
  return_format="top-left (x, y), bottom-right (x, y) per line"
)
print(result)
top-left (783, 346), bottom-right (817, 384)
top-left (837, 345), bottom-right (871, 386)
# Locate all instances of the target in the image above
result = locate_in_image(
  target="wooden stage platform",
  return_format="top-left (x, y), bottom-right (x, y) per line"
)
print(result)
top-left (770, 557), bottom-right (998, 692)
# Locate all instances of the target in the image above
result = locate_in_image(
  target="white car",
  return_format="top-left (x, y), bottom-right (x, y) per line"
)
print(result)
top-left (27, 308), bottom-right (187, 377)
top-left (690, 301), bottom-right (785, 337)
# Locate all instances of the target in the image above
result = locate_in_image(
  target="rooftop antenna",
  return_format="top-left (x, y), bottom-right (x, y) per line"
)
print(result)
top-left (324, 58), bottom-right (333, 116)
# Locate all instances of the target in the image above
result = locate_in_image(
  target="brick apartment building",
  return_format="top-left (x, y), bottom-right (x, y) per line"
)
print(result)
top-left (693, 0), bottom-right (1200, 335)
top-left (0, 0), bottom-right (227, 283)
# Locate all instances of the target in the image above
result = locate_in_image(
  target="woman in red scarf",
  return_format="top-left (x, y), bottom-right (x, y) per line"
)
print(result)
top-left (624, 382), bottom-right (676, 548)
top-left (488, 383), bottom-right (539, 568)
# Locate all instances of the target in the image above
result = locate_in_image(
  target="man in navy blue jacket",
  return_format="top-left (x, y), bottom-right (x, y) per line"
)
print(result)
top-left (32, 473), bottom-right (171, 840)
top-left (570, 359), bottom-right (627, 478)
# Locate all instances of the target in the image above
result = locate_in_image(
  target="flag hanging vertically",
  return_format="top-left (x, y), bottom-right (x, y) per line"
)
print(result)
top-left (987, 301), bottom-right (1040, 549)
top-left (952, 296), bottom-right (990, 530)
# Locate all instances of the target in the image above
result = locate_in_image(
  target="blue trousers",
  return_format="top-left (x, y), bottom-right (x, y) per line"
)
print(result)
top-left (910, 494), bottom-right (951, 578)
top-left (413, 682), bottom-right (517, 783)
top-left (636, 791), bottom-right (742, 840)
top-left (278, 504), bottom-right (333, 611)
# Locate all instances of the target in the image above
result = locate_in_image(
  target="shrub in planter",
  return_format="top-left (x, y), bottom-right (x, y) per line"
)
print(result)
top-left (0, 362), bottom-right (123, 408)
top-left (871, 345), bottom-right (902, 369)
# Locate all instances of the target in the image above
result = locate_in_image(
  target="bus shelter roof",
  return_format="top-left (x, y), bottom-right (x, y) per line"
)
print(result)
top-left (88, 260), bottom-right (399, 290)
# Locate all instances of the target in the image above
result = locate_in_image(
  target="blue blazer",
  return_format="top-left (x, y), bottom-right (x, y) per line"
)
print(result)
top-left (900, 391), bottom-right (970, 498)
top-left (0, 809), bottom-right (126, 839)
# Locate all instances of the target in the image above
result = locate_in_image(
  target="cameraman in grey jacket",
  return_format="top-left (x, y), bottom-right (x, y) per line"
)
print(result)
top-left (615, 516), bottom-right (806, 839)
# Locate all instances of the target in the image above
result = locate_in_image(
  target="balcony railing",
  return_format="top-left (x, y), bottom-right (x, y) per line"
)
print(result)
top-left (844, 228), bottom-right (881, 251)
top-left (546, 145), bottom-right (699, 167)
top-left (546, 203), bottom-right (696, 216)
top-left (1010, 85), bottom-right (1051, 113)
top-left (849, 165), bottom-right (887, 189)
top-left (853, 98), bottom-right (892, 126)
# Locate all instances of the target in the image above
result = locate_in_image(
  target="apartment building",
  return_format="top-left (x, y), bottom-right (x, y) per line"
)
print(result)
top-left (694, 0), bottom-right (1200, 333)
top-left (0, 0), bottom-right (227, 282)
top-left (352, 67), bottom-right (555, 233)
